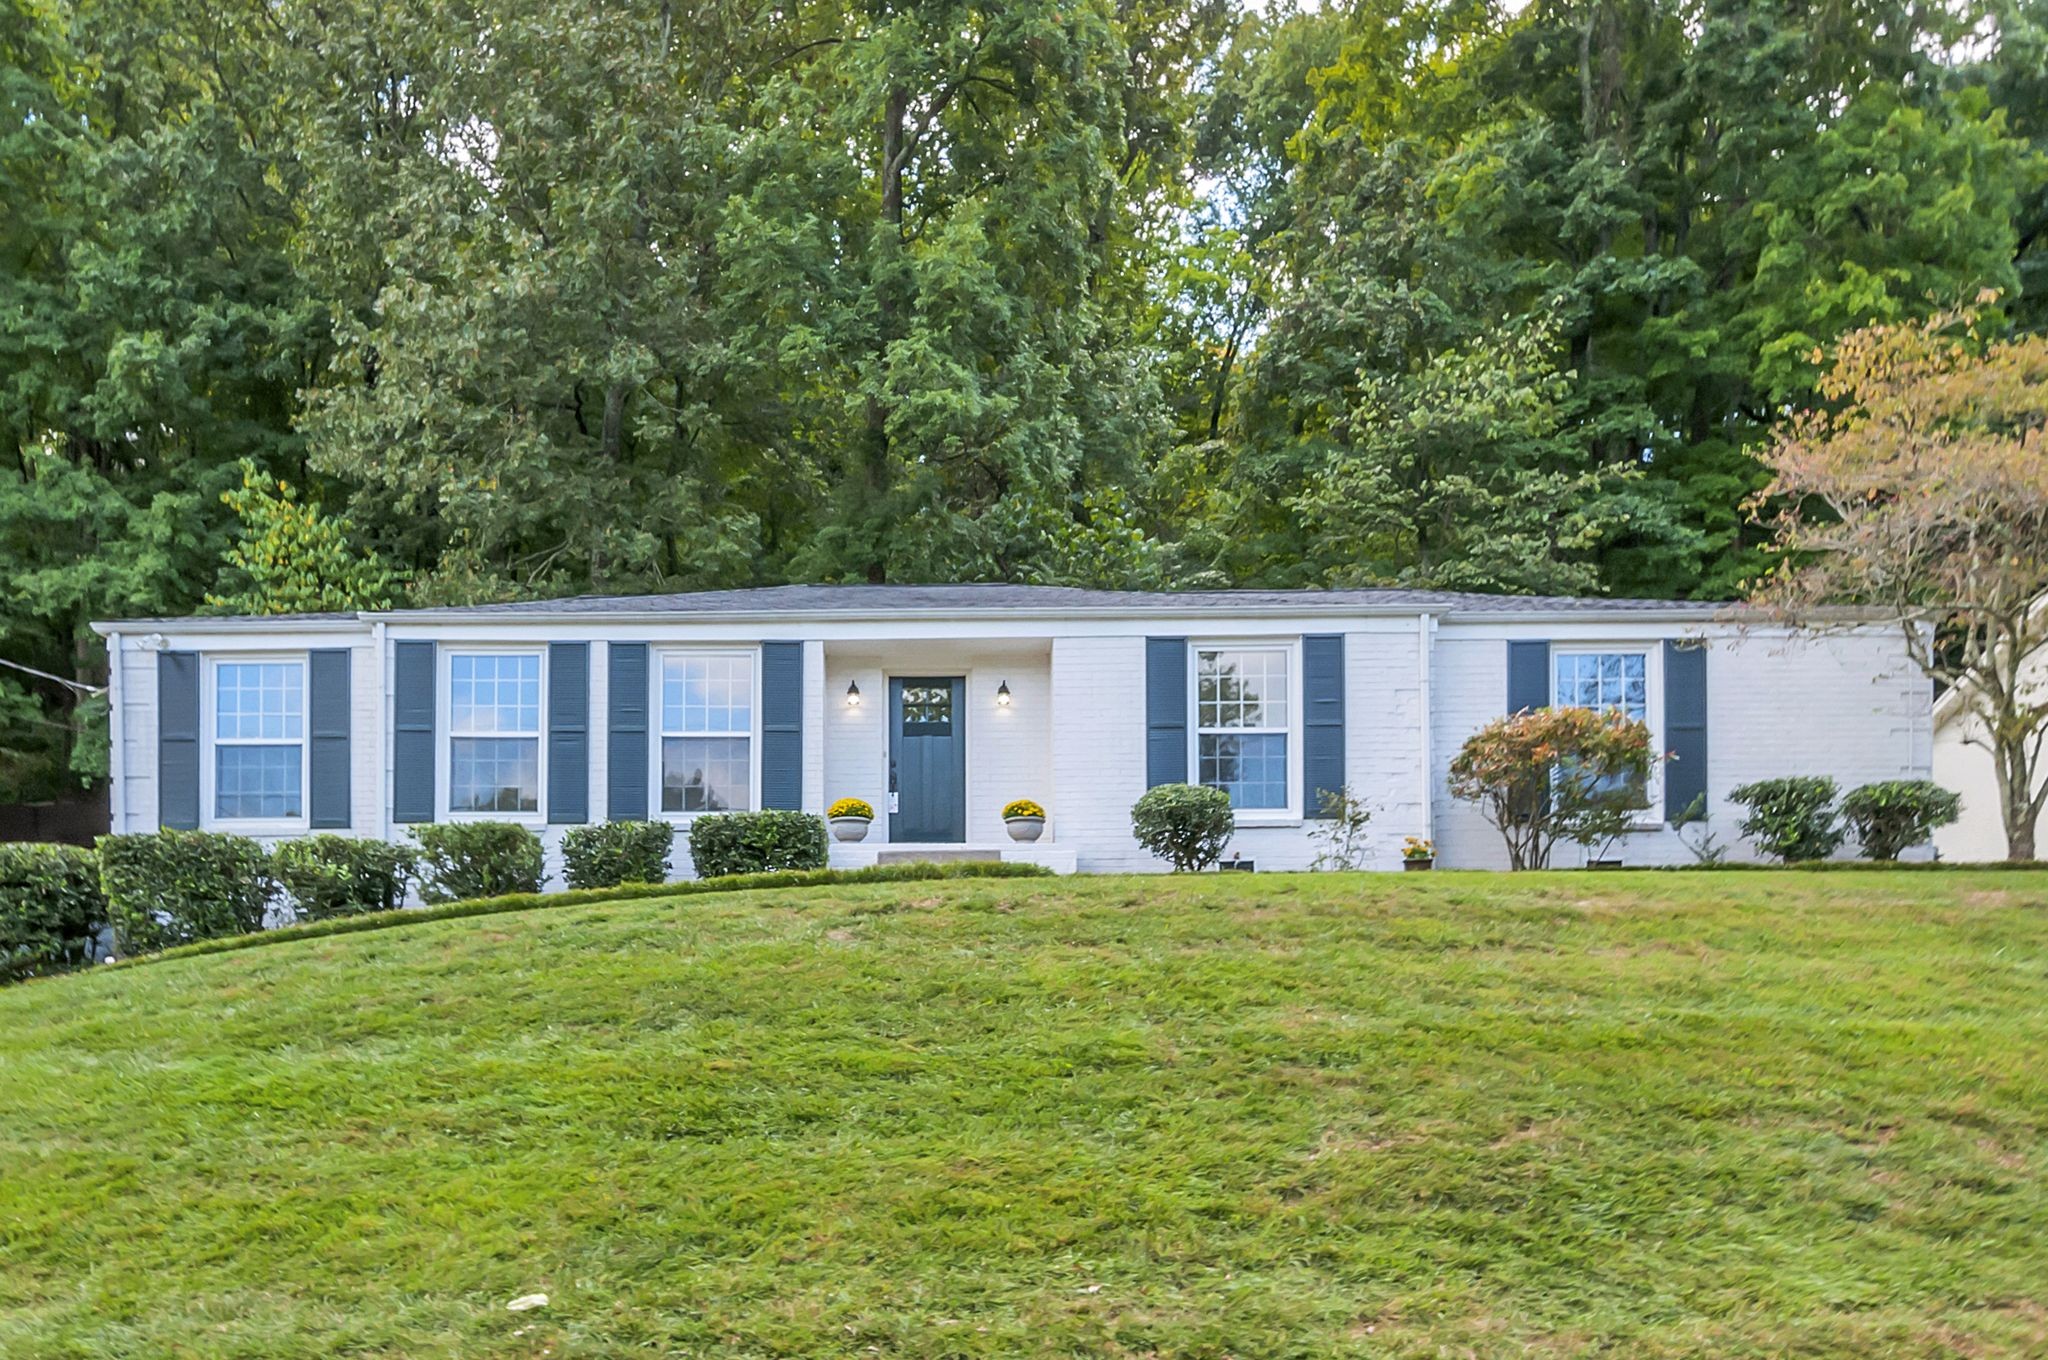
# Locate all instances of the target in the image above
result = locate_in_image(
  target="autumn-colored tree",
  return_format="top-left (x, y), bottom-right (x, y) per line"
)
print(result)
top-left (1447, 706), bottom-right (1655, 870)
top-left (1752, 304), bottom-right (2048, 859)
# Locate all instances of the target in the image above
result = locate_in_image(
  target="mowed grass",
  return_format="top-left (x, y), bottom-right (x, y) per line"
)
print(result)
top-left (2, 872), bottom-right (2045, 1358)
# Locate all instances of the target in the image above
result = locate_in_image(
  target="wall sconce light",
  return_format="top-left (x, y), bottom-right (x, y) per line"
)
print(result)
top-left (995, 680), bottom-right (1012, 707)
top-left (845, 680), bottom-right (862, 707)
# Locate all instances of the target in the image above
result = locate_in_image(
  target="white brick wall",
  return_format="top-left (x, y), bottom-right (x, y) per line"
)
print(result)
top-left (103, 611), bottom-right (1934, 876)
top-left (1049, 628), bottom-right (1430, 872)
top-left (821, 649), bottom-right (1052, 844)
top-left (1429, 625), bottom-right (1932, 868)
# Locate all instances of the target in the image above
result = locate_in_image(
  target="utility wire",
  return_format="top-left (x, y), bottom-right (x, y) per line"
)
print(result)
top-left (0, 657), bottom-right (107, 696)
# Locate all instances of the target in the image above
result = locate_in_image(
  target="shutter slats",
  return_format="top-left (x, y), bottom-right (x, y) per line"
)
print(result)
top-left (760, 641), bottom-right (803, 810)
top-left (547, 643), bottom-right (589, 823)
top-left (607, 642), bottom-right (649, 820)
top-left (1145, 638), bottom-right (1188, 787)
top-left (1507, 640), bottom-right (1550, 715)
top-left (308, 649), bottom-right (351, 829)
top-left (1302, 635), bottom-right (1345, 817)
top-left (158, 651), bottom-right (201, 830)
top-left (392, 641), bottom-right (437, 824)
top-left (1664, 639), bottom-right (1708, 823)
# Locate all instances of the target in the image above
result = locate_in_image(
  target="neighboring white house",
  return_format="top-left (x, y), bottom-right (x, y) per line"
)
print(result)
top-left (91, 585), bottom-right (1933, 876)
top-left (1932, 637), bottom-right (2048, 861)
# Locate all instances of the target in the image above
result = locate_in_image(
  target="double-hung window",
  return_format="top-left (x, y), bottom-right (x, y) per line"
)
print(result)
top-left (660, 651), bottom-right (754, 814)
top-left (1552, 648), bottom-right (1655, 801)
top-left (213, 659), bottom-right (305, 821)
top-left (448, 652), bottom-right (542, 814)
top-left (1195, 646), bottom-right (1293, 811)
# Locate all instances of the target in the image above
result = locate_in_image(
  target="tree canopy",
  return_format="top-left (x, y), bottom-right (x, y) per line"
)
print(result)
top-left (3, 0), bottom-right (2045, 796)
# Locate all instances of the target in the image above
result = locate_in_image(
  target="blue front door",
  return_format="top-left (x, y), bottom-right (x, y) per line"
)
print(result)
top-left (890, 676), bottom-right (965, 842)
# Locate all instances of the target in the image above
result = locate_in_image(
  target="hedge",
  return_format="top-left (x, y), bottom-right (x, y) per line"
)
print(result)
top-left (412, 822), bottom-right (545, 902)
top-left (561, 821), bottom-right (674, 889)
top-left (271, 836), bottom-right (418, 921)
top-left (0, 843), bottom-right (105, 981)
top-left (99, 830), bottom-right (273, 954)
top-left (688, 810), bottom-right (828, 878)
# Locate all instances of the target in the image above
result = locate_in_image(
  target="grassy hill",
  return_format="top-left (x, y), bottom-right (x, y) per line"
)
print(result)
top-left (3, 870), bottom-right (2045, 1358)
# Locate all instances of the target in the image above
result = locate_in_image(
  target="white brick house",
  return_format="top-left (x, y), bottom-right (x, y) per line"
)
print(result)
top-left (92, 585), bottom-right (1933, 875)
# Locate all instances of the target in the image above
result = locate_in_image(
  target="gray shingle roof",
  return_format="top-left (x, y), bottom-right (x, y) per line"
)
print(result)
top-left (96, 583), bottom-right (1750, 630)
top-left (390, 583), bottom-right (1728, 618)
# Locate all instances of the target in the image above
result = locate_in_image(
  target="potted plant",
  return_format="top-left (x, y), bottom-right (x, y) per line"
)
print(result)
top-left (1401, 837), bottom-right (1435, 871)
top-left (1002, 798), bottom-right (1046, 842)
top-left (828, 797), bottom-right (875, 842)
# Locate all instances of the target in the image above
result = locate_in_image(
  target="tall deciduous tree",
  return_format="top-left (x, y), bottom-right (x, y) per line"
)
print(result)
top-left (1753, 304), bottom-right (2048, 860)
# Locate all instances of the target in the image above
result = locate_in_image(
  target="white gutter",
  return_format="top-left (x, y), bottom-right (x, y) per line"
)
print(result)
top-left (89, 598), bottom-right (1891, 638)
top-left (105, 631), bottom-right (124, 834)
top-left (87, 617), bottom-right (370, 637)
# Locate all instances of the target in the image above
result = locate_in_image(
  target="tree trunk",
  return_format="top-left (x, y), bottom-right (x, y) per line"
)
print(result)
top-left (1996, 737), bottom-right (2041, 861)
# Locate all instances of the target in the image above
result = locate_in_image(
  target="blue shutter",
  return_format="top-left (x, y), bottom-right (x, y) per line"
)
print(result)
top-left (158, 651), bottom-right (201, 830)
top-left (1664, 639), bottom-right (1708, 822)
top-left (1507, 640), bottom-right (1550, 715)
top-left (391, 641), bottom-right (437, 824)
top-left (760, 641), bottom-right (804, 810)
top-left (1302, 635), bottom-right (1346, 817)
top-left (1145, 637), bottom-right (1188, 787)
top-left (607, 642), bottom-right (649, 820)
top-left (547, 642), bottom-right (589, 823)
top-left (308, 649), bottom-right (352, 829)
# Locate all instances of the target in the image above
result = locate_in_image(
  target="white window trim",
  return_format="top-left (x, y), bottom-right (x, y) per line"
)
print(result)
top-left (438, 645), bottom-right (548, 825)
top-left (1189, 638), bottom-right (1303, 824)
top-left (652, 646), bottom-right (763, 823)
top-left (1550, 643), bottom-right (1665, 829)
top-left (201, 652), bottom-right (310, 834)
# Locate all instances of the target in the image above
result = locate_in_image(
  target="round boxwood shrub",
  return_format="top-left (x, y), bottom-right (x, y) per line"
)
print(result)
top-left (411, 822), bottom-right (545, 903)
top-left (271, 836), bottom-right (419, 921)
top-left (0, 843), bottom-right (105, 981)
top-left (1728, 777), bottom-right (1844, 863)
top-left (561, 821), bottom-right (674, 889)
top-left (688, 811), bottom-right (828, 878)
top-left (1840, 780), bottom-right (1962, 861)
top-left (1131, 783), bottom-right (1235, 872)
top-left (99, 830), bottom-right (274, 953)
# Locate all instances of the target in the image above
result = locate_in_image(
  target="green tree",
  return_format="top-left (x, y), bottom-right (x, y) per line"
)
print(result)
top-left (206, 465), bottom-right (401, 615)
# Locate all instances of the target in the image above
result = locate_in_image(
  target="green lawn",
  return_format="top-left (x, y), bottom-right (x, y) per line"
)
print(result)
top-left (3, 871), bottom-right (2045, 1358)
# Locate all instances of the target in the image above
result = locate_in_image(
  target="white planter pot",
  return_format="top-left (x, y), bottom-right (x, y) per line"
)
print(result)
top-left (830, 816), bottom-right (872, 843)
top-left (1005, 817), bottom-right (1044, 843)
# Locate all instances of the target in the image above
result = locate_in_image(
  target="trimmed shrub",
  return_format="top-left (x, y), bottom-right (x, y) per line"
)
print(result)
top-left (0, 843), bottom-right (105, 981)
top-left (271, 836), bottom-right (418, 921)
top-left (1841, 780), bottom-right (1963, 861)
top-left (1728, 777), bottom-right (1844, 862)
top-left (1131, 783), bottom-right (1235, 872)
top-left (689, 810), bottom-right (828, 878)
top-left (99, 830), bottom-right (273, 953)
top-left (561, 821), bottom-right (674, 889)
top-left (412, 822), bottom-right (545, 903)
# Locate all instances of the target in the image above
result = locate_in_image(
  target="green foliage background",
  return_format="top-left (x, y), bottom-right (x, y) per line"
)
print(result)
top-left (3, 0), bottom-right (2044, 796)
